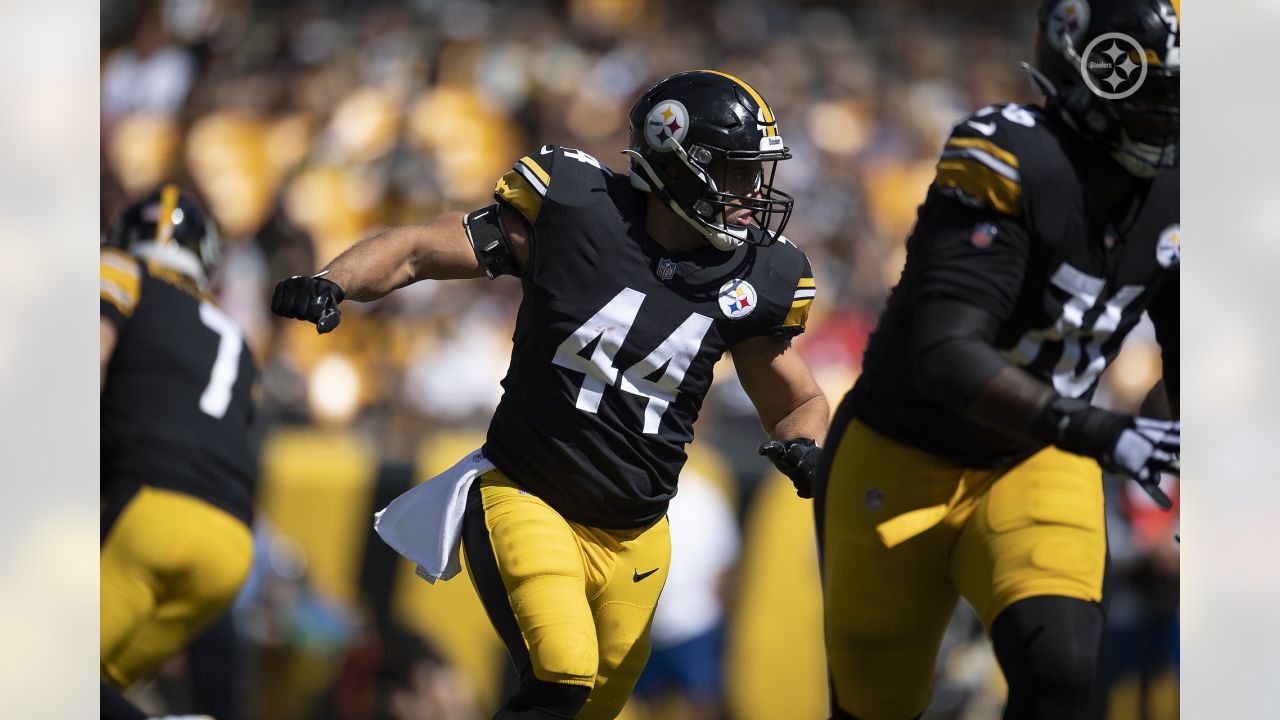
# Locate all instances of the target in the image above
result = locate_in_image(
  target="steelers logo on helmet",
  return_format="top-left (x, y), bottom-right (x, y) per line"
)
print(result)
top-left (1156, 224), bottom-right (1180, 268)
top-left (645, 100), bottom-right (690, 152)
top-left (718, 279), bottom-right (757, 319)
top-left (1045, 0), bottom-right (1091, 53)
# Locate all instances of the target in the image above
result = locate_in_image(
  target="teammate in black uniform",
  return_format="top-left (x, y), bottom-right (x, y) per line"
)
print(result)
top-left (272, 71), bottom-right (828, 720)
top-left (100, 186), bottom-right (258, 718)
top-left (815, 1), bottom-right (1180, 718)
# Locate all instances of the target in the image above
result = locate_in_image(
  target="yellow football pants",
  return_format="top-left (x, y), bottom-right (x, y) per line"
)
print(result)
top-left (819, 419), bottom-right (1106, 720)
top-left (463, 470), bottom-right (670, 720)
top-left (101, 486), bottom-right (254, 689)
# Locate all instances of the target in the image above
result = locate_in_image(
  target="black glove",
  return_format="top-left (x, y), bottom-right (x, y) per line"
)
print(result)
top-left (271, 273), bottom-right (345, 334)
top-left (1034, 396), bottom-right (1180, 509)
top-left (759, 438), bottom-right (821, 499)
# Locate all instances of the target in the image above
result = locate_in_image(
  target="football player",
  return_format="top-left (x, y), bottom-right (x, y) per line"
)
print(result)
top-left (814, 1), bottom-right (1180, 718)
top-left (272, 70), bottom-right (827, 719)
top-left (100, 186), bottom-right (258, 718)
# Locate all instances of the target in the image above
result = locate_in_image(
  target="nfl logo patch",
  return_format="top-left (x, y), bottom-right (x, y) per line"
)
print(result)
top-left (656, 257), bottom-right (677, 281)
top-left (970, 222), bottom-right (998, 248)
top-left (718, 279), bottom-right (757, 319)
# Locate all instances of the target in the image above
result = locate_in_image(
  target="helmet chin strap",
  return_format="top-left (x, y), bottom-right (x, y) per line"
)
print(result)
top-left (622, 148), bottom-right (744, 252)
top-left (131, 240), bottom-right (210, 289)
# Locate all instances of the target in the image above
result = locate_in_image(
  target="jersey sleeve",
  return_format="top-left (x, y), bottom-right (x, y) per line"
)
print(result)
top-left (745, 242), bottom-right (816, 341)
top-left (493, 148), bottom-right (557, 232)
top-left (100, 247), bottom-right (142, 330)
top-left (932, 106), bottom-right (1030, 219)
top-left (909, 194), bottom-right (1031, 322)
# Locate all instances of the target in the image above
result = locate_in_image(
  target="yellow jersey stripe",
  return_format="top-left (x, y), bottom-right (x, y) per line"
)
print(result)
top-left (784, 298), bottom-right (813, 328)
top-left (945, 137), bottom-right (1019, 169)
top-left (100, 259), bottom-right (141, 314)
top-left (1171, 0), bottom-right (1179, 20)
top-left (796, 277), bottom-right (816, 289)
top-left (935, 158), bottom-right (1022, 217)
top-left (517, 156), bottom-right (551, 187)
top-left (496, 170), bottom-right (544, 226)
top-left (100, 247), bottom-right (139, 276)
top-left (699, 69), bottom-right (777, 135)
top-left (100, 277), bottom-right (137, 317)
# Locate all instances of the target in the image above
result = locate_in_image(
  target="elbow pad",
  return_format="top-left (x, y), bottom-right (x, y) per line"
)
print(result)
top-left (464, 204), bottom-right (523, 279)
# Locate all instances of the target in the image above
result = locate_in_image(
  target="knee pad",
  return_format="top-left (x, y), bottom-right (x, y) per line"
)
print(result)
top-left (528, 630), bottom-right (598, 685)
top-left (497, 679), bottom-right (591, 719)
top-left (992, 596), bottom-right (1102, 719)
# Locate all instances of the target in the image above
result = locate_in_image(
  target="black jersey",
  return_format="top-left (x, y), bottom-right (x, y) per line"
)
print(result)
top-left (481, 145), bottom-right (815, 529)
top-left (100, 248), bottom-right (258, 524)
top-left (850, 103), bottom-right (1179, 467)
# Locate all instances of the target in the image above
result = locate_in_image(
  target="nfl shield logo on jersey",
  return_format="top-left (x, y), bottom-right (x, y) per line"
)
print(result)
top-left (718, 279), bottom-right (757, 319)
top-left (656, 257), bottom-right (677, 281)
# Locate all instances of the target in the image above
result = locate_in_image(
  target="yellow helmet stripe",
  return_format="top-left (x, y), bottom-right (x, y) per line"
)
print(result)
top-left (157, 183), bottom-right (180, 247)
top-left (698, 69), bottom-right (777, 136)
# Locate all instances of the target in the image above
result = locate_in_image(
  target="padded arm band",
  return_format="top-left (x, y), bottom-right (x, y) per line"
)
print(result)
top-left (464, 204), bottom-right (522, 279)
top-left (912, 299), bottom-right (1056, 443)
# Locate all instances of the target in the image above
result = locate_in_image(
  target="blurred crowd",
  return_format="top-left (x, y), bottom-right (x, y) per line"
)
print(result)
top-left (100, 0), bottom-right (1178, 718)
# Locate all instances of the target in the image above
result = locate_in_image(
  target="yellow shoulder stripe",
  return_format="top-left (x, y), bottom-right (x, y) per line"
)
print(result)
top-left (945, 137), bottom-right (1019, 169)
top-left (100, 249), bottom-right (141, 316)
top-left (784, 298), bottom-right (813, 328)
top-left (496, 169), bottom-right (544, 226)
top-left (517, 156), bottom-right (550, 188)
top-left (699, 69), bottom-right (777, 135)
top-left (935, 158), bottom-right (1022, 217)
top-left (796, 277), bottom-right (816, 290)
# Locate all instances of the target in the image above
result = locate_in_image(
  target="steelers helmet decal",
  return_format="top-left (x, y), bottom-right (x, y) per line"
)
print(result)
top-left (645, 100), bottom-right (691, 152)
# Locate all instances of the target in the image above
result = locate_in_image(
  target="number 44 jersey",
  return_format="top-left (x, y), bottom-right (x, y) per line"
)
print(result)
top-left (482, 145), bottom-right (815, 529)
top-left (850, 103), bottom-right (1179, 468)
top-left (101, 248), bottom-right (258, 524)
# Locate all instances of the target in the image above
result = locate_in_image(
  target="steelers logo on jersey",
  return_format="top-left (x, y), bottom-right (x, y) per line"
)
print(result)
top-left (1156, 224), bottom-right (1180, 268)
top-left (645, 100), bottom-right (690, 151)
top-left (718, 279), bottom-right (757, 319)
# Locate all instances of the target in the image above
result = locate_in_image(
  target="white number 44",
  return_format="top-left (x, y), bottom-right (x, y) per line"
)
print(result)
top-left (552, 288), bottom-right (713, 433)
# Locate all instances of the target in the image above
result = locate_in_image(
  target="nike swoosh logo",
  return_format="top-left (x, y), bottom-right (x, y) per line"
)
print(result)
top-left (966, 120), bottom-right (997, 136)
top-left (540, 145), bottom-right (555, 155)
top-left (633, 567), bottom-right (659, 582)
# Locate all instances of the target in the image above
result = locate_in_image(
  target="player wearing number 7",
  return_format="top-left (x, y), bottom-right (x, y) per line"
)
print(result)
top-left (272, 70), bottom-right (827, 719)
top-left (100, 186), bottom-right (257, 718)
top-left (815, 1), bottom-right (1180, 718)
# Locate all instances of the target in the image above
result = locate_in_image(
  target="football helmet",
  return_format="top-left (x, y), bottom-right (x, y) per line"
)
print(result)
top-left (106, 184), bottom-right (220, 287)
top-left (624, 70), bottom-right (793, 251)
top-left (1031, 0), bottom-right (1180, 176)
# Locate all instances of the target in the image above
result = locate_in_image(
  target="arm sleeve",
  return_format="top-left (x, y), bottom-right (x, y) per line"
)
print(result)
top-left (100, 248), bottom-right (141, 330)
top-left (1147, 269), bottom-right (1179, 405)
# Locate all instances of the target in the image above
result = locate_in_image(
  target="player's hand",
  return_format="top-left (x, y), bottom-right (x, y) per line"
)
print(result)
top-left (271, 273), bottom-right (345, 334)
top-left (759, 438), bottom-right (820, 499)
top-left (1041, 397), bottom-right (1179, 509)
top-left (1102, 417), bottom-right (1180, 509)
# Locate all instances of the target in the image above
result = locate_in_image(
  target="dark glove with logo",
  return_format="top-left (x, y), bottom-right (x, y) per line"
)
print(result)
top-left (271, 273), bottom-right (345, 334)
top-left (1034, 396), bottom-right (1180, 509)
top-left (759, 438), bottom-right (821, 499)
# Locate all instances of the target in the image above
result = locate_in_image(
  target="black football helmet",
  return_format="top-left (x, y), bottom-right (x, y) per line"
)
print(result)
top-left (1031, 0), bottom-right (1180, 176)
top-left (106, 183), bottom-right (220, 287)
top-left (625, 70), bottom-right (793, 251)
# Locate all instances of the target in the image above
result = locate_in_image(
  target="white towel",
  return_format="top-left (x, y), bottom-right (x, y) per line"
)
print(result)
top-left (373, 448), bottom-right (495, 584)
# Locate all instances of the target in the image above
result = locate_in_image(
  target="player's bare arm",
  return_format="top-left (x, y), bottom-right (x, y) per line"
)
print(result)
top-left (732, 334), bottom-right (829, 498)
top-left (270, 205), bottom-right (529, 331)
